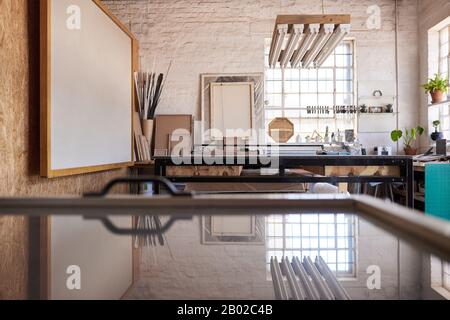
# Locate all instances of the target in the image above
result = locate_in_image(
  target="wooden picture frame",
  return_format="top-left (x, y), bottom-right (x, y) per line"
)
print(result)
top-left (40, 0), bottom-right (139, 178)
top-left (200, 73), bottom-right (264, 144)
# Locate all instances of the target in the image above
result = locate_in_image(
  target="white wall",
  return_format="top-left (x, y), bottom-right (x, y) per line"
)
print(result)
top-left (104, 0), bottom-right (421, 154)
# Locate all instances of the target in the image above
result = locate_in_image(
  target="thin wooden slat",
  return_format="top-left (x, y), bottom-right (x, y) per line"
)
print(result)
top-left (275, 14), bottom-right (351, 26)
top-left (325, 165), bottom-right (401, 177)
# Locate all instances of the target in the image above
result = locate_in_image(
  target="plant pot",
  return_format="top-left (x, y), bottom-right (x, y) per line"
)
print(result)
top-left (430, 90), bottom-right (444, 104)
top-left (431, 130), bottom-right (444, 141)
top-left (404, 147), bottom-right (418, 155)
top-left (141, 119), bottom-right (154, 146)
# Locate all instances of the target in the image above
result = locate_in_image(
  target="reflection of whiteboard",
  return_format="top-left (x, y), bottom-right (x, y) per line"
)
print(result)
top-left (50, 216), bottom-right (132, 300)
top-left (41, 0), bottom-right (135, 177)
top-left (210, 82), bottom-right (254, 139)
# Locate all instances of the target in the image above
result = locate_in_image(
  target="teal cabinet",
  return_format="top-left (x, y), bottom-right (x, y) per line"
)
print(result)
top-left (425, 163), bottom-right (450, 221)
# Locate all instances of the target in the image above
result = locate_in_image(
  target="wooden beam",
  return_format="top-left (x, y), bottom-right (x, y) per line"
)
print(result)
top-left (275, 14), bottom-right (351, 27)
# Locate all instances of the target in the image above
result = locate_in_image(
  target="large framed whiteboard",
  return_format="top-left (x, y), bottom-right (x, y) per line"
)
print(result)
top-left (40, 0), bottom-right (137, 177)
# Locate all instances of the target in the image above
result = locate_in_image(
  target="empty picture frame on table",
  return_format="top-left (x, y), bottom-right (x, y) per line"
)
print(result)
top-left (40, 0), bottom-right (138, 177)
top-left (201, 73), bottom-right (264, 143)
top-left (210, 82), bottom-right (254, 139)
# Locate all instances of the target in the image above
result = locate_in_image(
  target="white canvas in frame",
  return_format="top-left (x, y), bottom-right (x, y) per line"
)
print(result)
top-left (200, 73), bottom-right (264, 144)
top-left (210, 82), bottom-right (254, 139)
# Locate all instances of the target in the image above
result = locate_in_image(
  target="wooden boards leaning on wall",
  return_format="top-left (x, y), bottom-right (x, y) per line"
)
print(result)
top-left (40, 0), bottom-right (139, 178)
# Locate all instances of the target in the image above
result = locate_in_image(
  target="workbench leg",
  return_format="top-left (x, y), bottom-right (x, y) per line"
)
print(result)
top-left (129, 168), bottom-right (139, 195)
top-left (406, 159), bottom-right (414, 209)
top-left (154, 161), bottom-right (161, 195)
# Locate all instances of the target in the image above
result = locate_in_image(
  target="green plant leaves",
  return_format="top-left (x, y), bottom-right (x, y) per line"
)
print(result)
top-left (416, 125), bottom-right (424, 136)
top-left (391, 130), bottom-right (402, 142)
top-left (390, 126), bottom-right (424, 147)
top-left (421, 73), bottom-right (449, 93)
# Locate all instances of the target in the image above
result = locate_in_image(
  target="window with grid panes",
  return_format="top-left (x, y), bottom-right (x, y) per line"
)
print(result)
top-left (438, 26), bottom-right (450, 139)
top-left (264, 40), bottom-right (356, 143)
top-left (266, 213), bottom-right (356, 278)
top-left (439, 26), bottom-right (449, 78)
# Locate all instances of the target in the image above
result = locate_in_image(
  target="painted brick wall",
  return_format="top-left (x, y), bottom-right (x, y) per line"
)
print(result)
top-left (104, 0), bottom-right (420, 154)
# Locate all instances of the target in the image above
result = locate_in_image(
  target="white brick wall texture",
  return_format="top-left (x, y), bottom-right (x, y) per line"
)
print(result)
top-left (104, 0), bottom-right (421, 154)
top-left (102, 0), bottom-right (430, 300)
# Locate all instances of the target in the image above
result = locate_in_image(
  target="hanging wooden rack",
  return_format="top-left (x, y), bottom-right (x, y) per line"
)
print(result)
top-left (269, 15), bottom-right (351, 69)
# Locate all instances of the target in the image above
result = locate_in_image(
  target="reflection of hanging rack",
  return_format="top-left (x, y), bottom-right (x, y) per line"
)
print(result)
top-left (271, 256), bottom-right (351, 300)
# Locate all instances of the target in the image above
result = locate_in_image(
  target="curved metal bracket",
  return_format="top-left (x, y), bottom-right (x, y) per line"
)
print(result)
top-left (83, 176), bottom-right (193, 236)
top-left (84, 176), bottom-right (192, 197)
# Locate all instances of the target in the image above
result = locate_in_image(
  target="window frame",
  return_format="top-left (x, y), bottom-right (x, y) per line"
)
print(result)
top-left (264, 39), bottom-right (357, 143)
top-left (438, 25), bottom-right (449, 78)
top-left (443, 261), bottom-right (450, 291)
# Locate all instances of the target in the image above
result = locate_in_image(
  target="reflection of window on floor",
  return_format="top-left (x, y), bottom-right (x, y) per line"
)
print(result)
top-left (444, 261), bottom-right (450, 291)
top-left (430, 255), bottom-right (450, 297)
top-left (266, 214), bottom-right (356, 278)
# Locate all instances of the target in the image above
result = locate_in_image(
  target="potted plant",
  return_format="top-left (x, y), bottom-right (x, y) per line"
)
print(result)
top-left (431, 120), bottom-right (444, 141)
top-left (390, 126), bottom-right (425, 155)
top-left (421, 73), bottom-right (449, 104)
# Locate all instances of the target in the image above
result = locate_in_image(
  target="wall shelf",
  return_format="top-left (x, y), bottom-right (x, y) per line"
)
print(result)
top-left (428, 99), bottom-right (450, 108)
top-left (359, 112), bottom-right (398, 115)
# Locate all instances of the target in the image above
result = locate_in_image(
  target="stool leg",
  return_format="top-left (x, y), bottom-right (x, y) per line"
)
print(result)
top-left (389, 183), bottom-right (394, 201)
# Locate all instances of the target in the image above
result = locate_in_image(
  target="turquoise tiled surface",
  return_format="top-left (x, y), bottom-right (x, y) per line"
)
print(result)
top-left (425, 163), bottom-right (450, 221)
